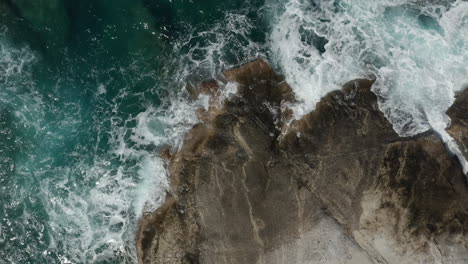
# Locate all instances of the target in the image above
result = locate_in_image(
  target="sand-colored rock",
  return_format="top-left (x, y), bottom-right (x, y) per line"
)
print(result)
top-left (137, 59), bottom-right (468, 264)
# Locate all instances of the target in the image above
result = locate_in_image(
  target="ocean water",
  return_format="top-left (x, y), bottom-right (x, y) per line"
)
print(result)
top-left (0, 0), bottom-right (466, 263)
top-left (270, 0), bottom-right (468, 172)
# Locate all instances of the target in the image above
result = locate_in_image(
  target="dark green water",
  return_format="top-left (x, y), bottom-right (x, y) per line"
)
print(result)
top-left (1, 0), bottom-right (467, 263)
top-left (0, 1), bottom-right (269, 263)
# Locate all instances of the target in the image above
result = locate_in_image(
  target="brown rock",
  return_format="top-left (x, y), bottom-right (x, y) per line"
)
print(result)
top-left (137, 59), bottom-right (468, 264)
top-left (447, 89), bottom-right (468, 161)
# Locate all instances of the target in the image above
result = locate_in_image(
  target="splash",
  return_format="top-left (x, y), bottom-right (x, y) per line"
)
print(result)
top-left (1, 1), bottom-right (467, 263)
top-left (0, 4), bottom-right (265, 263)
top-left (270, 0), bottom-right (468, 172)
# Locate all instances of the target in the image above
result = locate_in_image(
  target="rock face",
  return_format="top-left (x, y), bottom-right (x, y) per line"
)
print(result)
top-left (448, 89), bottom-right (468, 162)
top-left (137, 59), bottom-right (468, 264)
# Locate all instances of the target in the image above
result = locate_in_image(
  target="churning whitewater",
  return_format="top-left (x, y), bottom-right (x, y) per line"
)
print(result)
top-left (271, 0), bottom-right (468, 173)
top-left (0, 0), bottom-right (467, 263)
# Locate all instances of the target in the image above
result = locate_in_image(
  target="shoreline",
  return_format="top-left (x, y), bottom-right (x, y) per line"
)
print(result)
top-left (136, 59), bottom-right (468, 264)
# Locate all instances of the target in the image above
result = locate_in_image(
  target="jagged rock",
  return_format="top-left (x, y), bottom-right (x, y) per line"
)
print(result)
top-left (137, 59), bottom-right (468, 264)
top-left (447, 89), bottom-right (468, 161)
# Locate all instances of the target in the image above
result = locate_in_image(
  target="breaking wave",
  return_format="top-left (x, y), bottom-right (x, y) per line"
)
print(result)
top-left (1, 1), bottom-right (467, 263)
top-left (270, 0), bottom-right (468, 172)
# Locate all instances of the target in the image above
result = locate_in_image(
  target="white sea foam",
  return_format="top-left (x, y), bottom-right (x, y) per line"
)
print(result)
top-left (133, 156), bottom-right (168, 218)
top-left (0, 5), bottom-right (254, 264)
top-left (0, 43), bottom-right (36, 85)
top-left (220, 82), bottom-right (239, 102)
top-left (47, 10), bottom-right (261, 261)
top-left (0, 36), bottom-right (38, 100)
top-left (124, 10), bottom-right (261, 224)
top-left (270, 0), bottom-right (468, 173)
top-left (176, 11), bottom-right (265, 82)
top-left (3, 1), bottom-right (466, 263)
top-left (39, 8), bottom-right (263, 263)
top-left (45, 91), bottom-right (212, 263)
top-left (0, 33), bottom-right (207, 263)
top-left (131, 95), bottom-right (209, 151)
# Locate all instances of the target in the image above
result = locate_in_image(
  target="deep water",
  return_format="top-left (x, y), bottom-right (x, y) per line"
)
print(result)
top-left (0, 0), bottom-right (467, 263)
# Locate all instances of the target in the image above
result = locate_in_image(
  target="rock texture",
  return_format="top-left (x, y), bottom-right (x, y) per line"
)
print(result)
top-left (137, 59), bottom-right (468, 264)
top-left (447, 89), bottom-right (468, 162)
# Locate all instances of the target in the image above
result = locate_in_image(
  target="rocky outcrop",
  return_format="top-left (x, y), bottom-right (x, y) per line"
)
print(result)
top-left (447, 89), bottom-right (468, 162)
top-left (137, 59), bottom-right (468, 264)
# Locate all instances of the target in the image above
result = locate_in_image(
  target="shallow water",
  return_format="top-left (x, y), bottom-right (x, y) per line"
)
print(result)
top-left (0, 0), bottom-right (466, 263)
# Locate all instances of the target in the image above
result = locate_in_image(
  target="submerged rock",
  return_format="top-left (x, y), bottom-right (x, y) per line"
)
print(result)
top-left (137, 59), bottom-right (468, 264)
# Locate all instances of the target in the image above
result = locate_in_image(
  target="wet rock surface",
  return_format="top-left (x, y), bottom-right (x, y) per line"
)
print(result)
top-left (447, 89), bottom-right (468, 162)
top-left (137, 59), bottom-right (468, 264)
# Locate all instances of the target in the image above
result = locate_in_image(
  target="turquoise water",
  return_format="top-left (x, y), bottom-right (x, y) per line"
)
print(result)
top-left (0, 0), bottom-right (467, 263)
top-left (0, 1), bottom-right (266, 263)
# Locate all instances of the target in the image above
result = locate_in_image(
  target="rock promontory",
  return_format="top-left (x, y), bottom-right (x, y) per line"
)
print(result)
top-left (137, 59), bottom-right (468, 264)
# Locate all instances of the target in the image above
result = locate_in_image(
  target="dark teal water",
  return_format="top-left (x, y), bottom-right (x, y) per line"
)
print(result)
top-left (1, 0), bottom-right (467, 263)
top-left (0, 1), bottom-right (268, 263)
